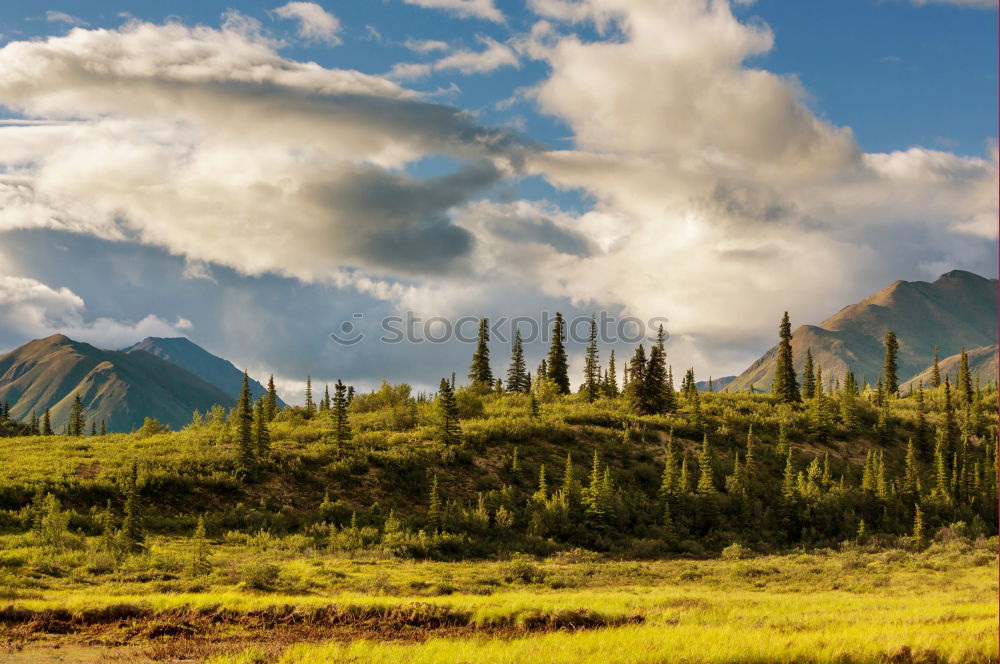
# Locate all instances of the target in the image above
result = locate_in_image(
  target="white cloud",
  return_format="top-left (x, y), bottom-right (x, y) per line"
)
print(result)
top-left (401, 0), bottom-right (504, 22)
top-left (45, 11), bottom-right (87, 26)
top-left (0, 20), bottom-right (526, 284)
top-left (0, 275), bottom-right (190, 349)
top-left (390, 37), bottom-right (519, 79)
top-left (910, 0), bottom-right (997, 8)
top-left (273, 2), bottom-right (342, 44)
top-left (404, 38), bottom-right (450, 53)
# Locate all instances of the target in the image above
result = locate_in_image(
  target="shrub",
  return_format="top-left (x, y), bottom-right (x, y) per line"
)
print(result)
top-left (503, 554), bottom-right (546, 584)
top-left (240, 561), bottom-right (281, 590)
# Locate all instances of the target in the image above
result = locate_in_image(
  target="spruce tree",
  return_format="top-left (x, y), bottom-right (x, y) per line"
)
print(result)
top-left (882, 331), bottom-right (899, 396)
top-left (468, 318), bottom-right (493, 387)
top-left (528, 391), bottom-right (540, 418)
top-left (426, 474), bottom-right (443, 533)
top-left (772, 312), bottom-right (800, 403)
top-left (304, 376), bottom-right (315, 416)
top-left (236, 372), bottom-right (255, 472)
top-left (802, 349), bottom-right (816, 400)
top-left (644, 341), bottom-right (668, 414)
top-left (930, 345), bottom-right (941, 388)
top-left (583, 315), bottom-right (601, 402)
top-left (605, 349), bottom-right (619, 397)
top-left (333, 379), bottom-right (351, 444)
top-left (42, 408), bottom-right (53, 436)
top-left (437, 378), bottom-right (462, 445)
top-left (265, 375), bottom-right (279, 421)
top-left (546, 313), bottom-right (570, 394)
top-left (696, 435), bottom-right (715, 494)
top-left (506, 329), bottom-right (529, 393)
top-left (625, 345), bottom-right (648, 413)
top-left (253, 396), bottom-right (270, 458)
top-left (957, 347), bottom-right (972, 406)
top-left (68, 394), bottom-right (85, 437)
top-left (119, 462), bottom-right (144, 553)
top-left (99, 420), bottom-right (106, 436)
top-left (321, 385), bottom-right (331, 412)
top-left (912, 504), bottom-right (926, 549)
top-left (190, 516), bottom-right (211, 576)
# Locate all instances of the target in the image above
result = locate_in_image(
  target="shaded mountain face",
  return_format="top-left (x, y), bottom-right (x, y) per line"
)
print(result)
top-left (696, 376), bottom-right (736, 393)
top-left (726, 270), bottom-right (998, 393)
top-left (903, 345), bottom-right (998, 391)
top-left (0, 335), bottom-right (235, 432)
top-left (123, 337), bottom-right (283, 407)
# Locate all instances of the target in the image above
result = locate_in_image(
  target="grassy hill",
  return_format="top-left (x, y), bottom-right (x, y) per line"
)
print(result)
top-left (0, 335), bottom-right (235, 432)
top-left (726, 270), bottom-right (998, 393)
top-left (904, 345), bottom-right (998, 392)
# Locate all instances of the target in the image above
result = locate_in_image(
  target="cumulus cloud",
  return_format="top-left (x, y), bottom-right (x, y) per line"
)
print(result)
top-left (273, 2), bottom-right (342, 44)
top-left (502, 0), bottom-right (998, 366)
top-left (404, 38), bottom-right (450, 53)
top-left (401, 0), bottom-right (504, 22)
top-left (0, 20), bottom-right (527, 284)
top-left (0, 276), bottom-right (190, 350)
top-left (390, 36), bottom-right (519, 80)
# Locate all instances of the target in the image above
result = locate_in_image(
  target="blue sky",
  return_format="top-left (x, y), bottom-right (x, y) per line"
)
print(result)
top-left (0, 0), bottom-right (995, 400)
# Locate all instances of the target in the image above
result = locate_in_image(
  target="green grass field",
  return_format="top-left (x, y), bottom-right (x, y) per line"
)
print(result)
top-left (1, 534), bottom-right (996, 663)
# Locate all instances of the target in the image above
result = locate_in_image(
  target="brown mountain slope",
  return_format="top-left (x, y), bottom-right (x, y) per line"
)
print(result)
top-left (726, 270), bottom-right (998, 393)
top-left (903, 345), bottom-right (998, 391)
top-left (0, 335), bottom-right (235, 432)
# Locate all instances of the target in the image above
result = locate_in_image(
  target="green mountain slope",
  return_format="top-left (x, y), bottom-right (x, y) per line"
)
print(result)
top-left (726, 270), bottom-right (997, 393)
top-left (123, 336), bottom-right (282, 407)
top-left (0, 334), bottom-right (235, 432)
top-left (903, 345), bottom-right (998, 391)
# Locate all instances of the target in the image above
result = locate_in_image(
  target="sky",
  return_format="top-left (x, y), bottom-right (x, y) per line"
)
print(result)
top-left (0, 0), bottom-right (995, 403)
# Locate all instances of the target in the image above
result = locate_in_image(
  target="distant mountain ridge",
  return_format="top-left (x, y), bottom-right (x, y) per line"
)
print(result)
top-left (904, 345), bottom-right (998, 391)
top-left (123, 337), bottom-right (282, 407)
top-left (696, 376), bottom-right (736, 393)
top-left (726, 270), bottom-right (998, 393)
top-left (0, 335), bottom-right (235, 432)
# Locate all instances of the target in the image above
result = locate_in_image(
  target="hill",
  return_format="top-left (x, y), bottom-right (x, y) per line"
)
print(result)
top-left (123, 336), bottom-right (282, 407)
top-left (0, 334), bottom-right (235, 432)
top-left (695, 376), bottom-right (735, 392)
top-left (726, 270), bottom-right (997, 393)
top-left (903, 345), bottom-right (998, 391)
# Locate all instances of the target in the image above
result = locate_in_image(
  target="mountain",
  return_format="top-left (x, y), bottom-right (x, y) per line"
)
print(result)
top-left (903, 345), bottom-right (998, 391)
top-left (123, 337), bottom-right (283, 407)
top-left (726, 270), bottom-right (998, 393)
top-left (696, 376), bottom-right (736, 393)
top-left (0, 335), bottom-right (235, 432)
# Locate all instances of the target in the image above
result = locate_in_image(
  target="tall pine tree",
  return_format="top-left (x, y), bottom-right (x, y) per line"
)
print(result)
top-left (801, 349), bottom-right (816, 399)
top-left (882, 331), bottom-right (899, 396)
top-left (772, 312), bottom-right (800, 403)
top-left (506, 329), bottom-right (529, 393)
top-left (333, 379), bottom-right (351, 444)
top-left (546, 313), bottom-right (570, 394)
top-left (468, 318), bottom-right (493, 387)
top-left (582, 315), bottom-right (601, 402)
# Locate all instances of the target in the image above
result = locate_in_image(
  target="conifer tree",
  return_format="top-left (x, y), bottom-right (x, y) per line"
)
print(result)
top-left (236, 372), bottom-right (255, 472)
top-left (882, 331), bottom-right (899, 396)
top-left (528, 391), bottom-right (540, 418)
top-left (903, 439), bottom-right (920, 497)
top-left (605, 349), bottom-right (619, 397)
top-left (99, 420), bottom-right (106, 436)
top-left (644, 342), bottom-right (668, 414)
top-left (696, 435), bottom-right (715, 494)
top-left (68, 394), bottom-right (85, 436)
top-left (469, 318), bottom-right (493, 387)
top-left (802, 349), bottom-right (816, 400)
top-left (321, 385), bottom-right (331, 412)
top-left (253, 396), bottom-right (270, 458)
top-left (772, 312), bottom-right (800, 403)
top-left (583, 315), bottom-right (601, 402)
top-left (664, 364), bottom-right (676, 411)
top-left (782, 449), bottom-right (797, 501)
top-left (333, 380), bottom-right (351, 444)
top-left (744, 425), bottom-right (757, 495)
top-left (304, 376), bottom-right (315, 416)
top-left (912, 504), bottom-right (926, 549)
top-left (914, 384), bottom-right (929, 456)
top-left (957, 347), bottom-right (972, 405)
top-left (930, 345), bottom-right (941, 388)
top-left (506, 329), bottom-right (529, 393)
top-left (560, 453), bottom-right (581, 512)
top-left (625, 345), bottom-right (648, 413)
top-left (437, 378), bottom-right (462, 445)
top-left (427, 474), bottom-right (443, 533)
top-left (42, 408), bottom-right (53, 436)
top-left (546, 313), bottom-right (570, 394)
top-left (265, 375), bottom-right (279, 421)
top-left (660, 432), bottom-right (679, 499)
top-left (119, 462), bottom-right (143, 553)
top-left (534, 464), bottom-right (548, 501)
top-left (190, 516), bottom-right (211, 576)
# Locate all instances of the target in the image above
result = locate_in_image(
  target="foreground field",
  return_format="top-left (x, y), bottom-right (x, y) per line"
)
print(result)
top-left (1, 537), bottom-right (996, 663)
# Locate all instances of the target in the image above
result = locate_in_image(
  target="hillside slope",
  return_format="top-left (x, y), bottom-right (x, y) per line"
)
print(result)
top-left (0, 335), bottom-right (235, 432)
top-left (726, 270), bottom-right (997, 392)
top-left (903, 345), bottom-right (998, 391)
top-left (124, 336), bottom-right (282, 407)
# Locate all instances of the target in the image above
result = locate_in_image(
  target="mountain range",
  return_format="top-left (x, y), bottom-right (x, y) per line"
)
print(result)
top-left (0, 335), bottom-right (235, 432)
top-left (725, 270), bottom-right (997, 393)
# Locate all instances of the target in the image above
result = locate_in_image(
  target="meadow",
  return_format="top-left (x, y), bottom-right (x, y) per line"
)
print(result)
top-left (0, 366), bottom-right (996, 662)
